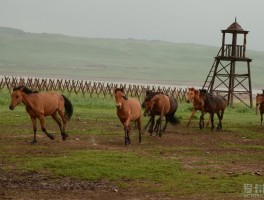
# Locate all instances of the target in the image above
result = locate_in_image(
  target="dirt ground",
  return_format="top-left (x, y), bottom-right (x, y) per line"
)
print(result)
top-left (1, 118), bottom-right (264, 200)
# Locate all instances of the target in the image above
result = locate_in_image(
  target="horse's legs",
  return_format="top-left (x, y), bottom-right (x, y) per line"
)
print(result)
top-left (187, 109), bottom-right (196, 126)
top-left (52, 113), bottom-right (68, 141)
top-left (30, 117), bottom-right (37, 144)
top-left (57, 110), bottom-right (68, 141)
top-left (39, 115), bottom-right (54, 140)
top-left (217, 109), bottom-right (225, 130)
top-left (210, 113), bottom-right (215, 131)
top-left (154, 118), bottom-right (160, 135)
top-left (52, 113), bottom-right (62, 132)
top-left (144, 116), bottom-right (152, 130)
top-left (148, 116), bottom-right (155, 135)
top-left (199, 113), bottom-right (205, 129)
top-left (216, 112), bottom-right (221, 130)
top-left (124, 120), bottom-right (131, 145)
top-left (157, 115), bottom-right (163, 137)
top-left (162, 116), bottom-right (169, 132)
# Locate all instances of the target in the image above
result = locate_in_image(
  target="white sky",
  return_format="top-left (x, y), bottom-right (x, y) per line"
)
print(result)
top-left (0, 0), bottom-right (263, 51)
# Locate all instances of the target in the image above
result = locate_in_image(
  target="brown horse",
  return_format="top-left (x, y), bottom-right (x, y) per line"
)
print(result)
top-left (144, 93), bottom-right (173, 137)
top-left (199, 89), bottom-right (227, 130)
top-left (256, 92), bottom-right (264, 115)
top-left (143, 91), bottom-right (179, 135)
top-left (114, 88), bottom-right (142, 145)
top-left (186, 87), bottom-right (209, 127)
top-left (142, 90), bottom-right (163, 132)
top-left (9, 86), bottom-right (73, 144)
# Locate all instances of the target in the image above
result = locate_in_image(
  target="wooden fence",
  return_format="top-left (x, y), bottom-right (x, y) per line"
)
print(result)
top-left (0, 76), bottom-right (188, 102)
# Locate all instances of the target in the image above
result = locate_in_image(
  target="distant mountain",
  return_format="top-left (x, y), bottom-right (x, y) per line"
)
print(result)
top-left (0, 27), bottom-right (263, 88)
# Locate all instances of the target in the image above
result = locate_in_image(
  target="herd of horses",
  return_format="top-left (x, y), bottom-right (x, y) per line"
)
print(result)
top-left (114, 87), bottom-right (228, 145)
top-left (8, 85), bottom-right (264, 145)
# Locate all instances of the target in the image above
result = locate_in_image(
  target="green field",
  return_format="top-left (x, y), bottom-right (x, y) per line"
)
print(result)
top-left (0, 27), bottom-right (264, 88)
top-left (1, 88), bottom-right (264, 199)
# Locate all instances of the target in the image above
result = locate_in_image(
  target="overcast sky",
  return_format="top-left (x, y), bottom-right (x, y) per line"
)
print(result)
top-left (0, 0), bottom-right (263, 51)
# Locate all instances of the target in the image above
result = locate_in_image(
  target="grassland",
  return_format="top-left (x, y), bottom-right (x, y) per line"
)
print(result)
top-left (1, 88), bottom-right (264, 199)
top-left (0, 27), bottom-right (264, 88)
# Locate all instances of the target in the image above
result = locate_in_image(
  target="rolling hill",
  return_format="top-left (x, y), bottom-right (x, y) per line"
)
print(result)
top-left (0, 27), bottom-right (263, 88)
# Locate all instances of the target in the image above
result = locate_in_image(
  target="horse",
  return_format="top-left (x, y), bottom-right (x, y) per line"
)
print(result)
top-left (144, 93), bottom-right (178, 137)
top-left (141, 90), bottom-right (163, 131)
top-left (199, 89), bottom-right (227, 130)
top-left (9, 85), bottom-right (73, 144)
top-left (186, 87), bottom-right (210, 127)
top-left (256, 92), bottom-right (264, 115)
top-left (143, 91), bottom-right (178, 135)
top-left (114, 88), bottom-right (142, 145)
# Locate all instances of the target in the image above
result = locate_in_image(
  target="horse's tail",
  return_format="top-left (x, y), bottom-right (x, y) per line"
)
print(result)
top-left (167, 113), bottom-right (180, 125)
top-left (62, 95), bottom-right (73, 120)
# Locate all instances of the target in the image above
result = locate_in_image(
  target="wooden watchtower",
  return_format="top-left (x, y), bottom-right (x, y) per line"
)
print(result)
top-left (202, 19), bottom-right (253, 107)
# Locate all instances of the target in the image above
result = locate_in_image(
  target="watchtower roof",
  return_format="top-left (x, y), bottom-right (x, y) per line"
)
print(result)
top-left (227, 21), bottom-right (244, 31)
top-left (222, 18), bottom-right (248, 34)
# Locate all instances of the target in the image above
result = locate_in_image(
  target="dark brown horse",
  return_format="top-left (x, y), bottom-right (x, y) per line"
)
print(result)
top-left (142, 91), bottom-right (163, 132)
top-left (143, 91), bottom-right (178, 135)
top-left (114, 88), bottom-right (142, 145)
top-left (199, 89), bottom-right (227, 130)
top-left (144, 93), bottom-right (178, 137)
top-left (256, 92), bottom-right (264, 115)
top-left (9, 86), bottom-right (73, 144)
top-left (186, 87), bottom-right (209, 127)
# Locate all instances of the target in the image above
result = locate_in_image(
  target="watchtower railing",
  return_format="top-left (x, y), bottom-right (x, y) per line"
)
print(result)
top-left (219, 44), bottom-right (246, 58)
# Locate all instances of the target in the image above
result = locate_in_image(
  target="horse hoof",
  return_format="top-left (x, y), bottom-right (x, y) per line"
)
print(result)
top-left (62, 133), bottom-right (69, 141)
top-left (30, 140), bottom-right (37, 145)
top-left (47, 134), bottom-right (54, 140)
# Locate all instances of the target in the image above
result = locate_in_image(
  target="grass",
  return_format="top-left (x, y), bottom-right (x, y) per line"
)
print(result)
top-left (1, 87), bottom-right (264, 198)
top-left (18, 149), bottom-right (263, 196)
top-left (23, 149), bottom-right (264, 196)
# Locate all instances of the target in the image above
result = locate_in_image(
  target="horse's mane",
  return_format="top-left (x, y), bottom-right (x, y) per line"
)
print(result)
top-left (114, 88), bottom-right (124, 94)
top-left (13, 86), bottom-right (39, 94)
top-left (145, 91), bottom-right (164, 101)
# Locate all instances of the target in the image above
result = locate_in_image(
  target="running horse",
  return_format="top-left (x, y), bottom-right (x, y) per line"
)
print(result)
top-left (114, 88), bottom-right (142, 145)
top-left (142, 90), bottom-right (163, 132)
top-left (199, 89), bottom-right (227, 130)
top-left (186, 87), bottom-right (210, 127)
top-left (9, 86), bottom-right (73, 144)
top-left (144, 93), bottom-right (178, 137)
top-left (143, 91), bottom-right (178, 135)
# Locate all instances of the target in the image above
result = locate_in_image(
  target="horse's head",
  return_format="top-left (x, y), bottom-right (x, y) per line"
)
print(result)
top-left (198, 89), bottom-right (208, 107)
top-left (186, 87), bottom-right (195, 103)
top-left (143, 99), bottom-right (153, 116)
top-left (9, 88), bottom-right (23, 110)
top-left (143, 95), bottom-right (160, 117)
top-left (114, 88), bottom-right (127, 109)
top-left (256, 93), bottom-right (264, 106)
